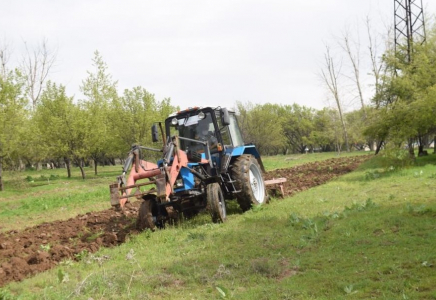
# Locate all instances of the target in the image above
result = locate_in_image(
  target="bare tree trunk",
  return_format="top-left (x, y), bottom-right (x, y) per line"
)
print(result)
top-left (417, 135), bottom-right (426, 156)
top-left (78, 158), bottom-right (86, 179)
top-left (341, 30), bottom-right (367, 119)
top-left (407, 139), bottom-right (415, 158)
top-left (94, 158), bottom-right (98, 175)
top-left (320, 45), bottom-right (350, 152)
top-left (0, 156), bottom-right (3, 191)
top-left (64, 157), bottom-right (71, 178)
top-left (375, 141), bottom-right (383, 155)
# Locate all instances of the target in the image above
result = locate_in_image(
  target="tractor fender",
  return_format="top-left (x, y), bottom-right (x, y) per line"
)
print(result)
top-left (226, 145), bottom-right (265, 172)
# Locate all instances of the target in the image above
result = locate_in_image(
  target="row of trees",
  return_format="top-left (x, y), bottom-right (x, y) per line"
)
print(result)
top-left (236, 102), bottom-right (367, 156)
top-left (0, 50), bottom-right (175, 189)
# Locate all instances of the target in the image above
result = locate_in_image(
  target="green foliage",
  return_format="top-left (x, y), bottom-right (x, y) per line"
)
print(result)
top-left (236, 101), bottom-right (286, 155)
top-left (0, 288), bottom-right (15, 300)
top-left (364, 169), bottom-right (381, 180)
top-left (0, 50), bottom-right (178, 186)
top-left (380, 147), bottom-right (414, 168)
top-left (367, 26), bottom-right (436, 153)
top-left (0, 68), bottom-right (27, 187)
top-left (80, 51), bottom-right (119, 173)
top-left (309, 108), bottom-right (341, 152)
top-left (57, 269), bottom-right (69, 283)
top-left (74, 249), bottom-right (89, 261)
top-left (236, 101), bottom-right (351, 155)
top-left (280, 104), bottom-right (316, 153)
top-left (111, 86), bottom-right (175, 159)
top-left (34, 81), bottom-right (86, 178)
top-left (405, 203), bottom-right (436, 216)
top-left (345, 108), bottom-right (367, 149)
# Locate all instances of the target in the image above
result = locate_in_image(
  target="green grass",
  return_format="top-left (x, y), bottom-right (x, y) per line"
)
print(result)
top-left (2, 151), bottom-right (436, 299)
top-left (0, 165), bottom-right (121, 231)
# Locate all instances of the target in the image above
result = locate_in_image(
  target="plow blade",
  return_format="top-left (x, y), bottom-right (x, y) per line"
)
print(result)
top-left (109, 183), bottom-right (120, 206)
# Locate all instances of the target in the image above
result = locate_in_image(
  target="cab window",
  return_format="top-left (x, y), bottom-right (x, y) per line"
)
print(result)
top-left (228, 114), bottom-right (244, 147)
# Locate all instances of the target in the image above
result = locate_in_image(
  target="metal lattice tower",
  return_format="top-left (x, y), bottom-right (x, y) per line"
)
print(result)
top-left (394, 0), bottom-right (426, 61)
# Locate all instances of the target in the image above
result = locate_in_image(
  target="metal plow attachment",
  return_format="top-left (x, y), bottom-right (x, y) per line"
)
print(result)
top-left (109, 180), bottom-right (158, 207)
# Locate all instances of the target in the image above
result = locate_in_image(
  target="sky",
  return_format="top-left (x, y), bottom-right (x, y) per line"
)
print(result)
top-left (1, 0), bottom-right (436, 111)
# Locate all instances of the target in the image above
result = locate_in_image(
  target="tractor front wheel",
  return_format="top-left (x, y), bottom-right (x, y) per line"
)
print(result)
top-left (232, 154), bottom-right (267, 212)
top-left (137, 195), bottom-right (156, 231)
top-left (207, 183), bottom-right (227, 223)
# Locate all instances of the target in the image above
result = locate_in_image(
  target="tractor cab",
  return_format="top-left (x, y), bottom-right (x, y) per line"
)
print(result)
top-left (163, 107), bottom-right (241, 171)
top-left (165, 107), bottom-right (235, 151)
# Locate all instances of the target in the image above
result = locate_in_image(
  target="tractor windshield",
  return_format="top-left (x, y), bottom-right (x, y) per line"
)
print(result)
top-left (172, 112), bottom-right (217, 152)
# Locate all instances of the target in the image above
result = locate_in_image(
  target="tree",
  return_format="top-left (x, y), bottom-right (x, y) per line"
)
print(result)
top-left (80, 51), bottom-right (118, 175)
top-left (345, 109), bottom-right (367, 150)
top-left (366, 25), bottom-right (436, 156)
top-left (236, 102), bottom-right (285, 155)
top-left (22, 38), bottom-right (57, 110)
top-left (110, 87), bottom-right (175, 161)
top-left (34, 81), bottom-right (86, 178)
top-left (339, 29), bottom-right (366, 118)
top-left (280, 104), bottom-right (316, 153)
top-left (0, 68), bottom-right (27, 190)
top-left (320, 45), bottom-right (350, 153)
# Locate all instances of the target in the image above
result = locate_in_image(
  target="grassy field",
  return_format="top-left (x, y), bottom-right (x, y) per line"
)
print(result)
top-left (0, 166), bottom-right (120, 232)
top-left (0, 151), bottom-right (366, 232)
top-left (1, 151), bottom-right (436, 299)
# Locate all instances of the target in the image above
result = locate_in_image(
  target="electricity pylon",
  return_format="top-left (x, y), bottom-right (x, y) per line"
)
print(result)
top-left (394, 0), bottom-right (426, 61)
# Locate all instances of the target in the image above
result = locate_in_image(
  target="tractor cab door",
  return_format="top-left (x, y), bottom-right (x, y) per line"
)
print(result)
top-left (217, 112), bottom-right (244, 148)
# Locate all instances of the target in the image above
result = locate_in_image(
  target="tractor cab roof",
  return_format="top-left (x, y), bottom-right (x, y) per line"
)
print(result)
top-left (167, 106), bottom-right (234, 119)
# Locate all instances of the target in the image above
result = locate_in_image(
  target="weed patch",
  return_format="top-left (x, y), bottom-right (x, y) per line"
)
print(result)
top-left (405, 203), bottom-right (436, 216)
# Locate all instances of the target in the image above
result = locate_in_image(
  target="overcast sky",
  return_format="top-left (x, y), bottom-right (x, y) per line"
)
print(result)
top-left (1, 1), bottom-right (436, 111)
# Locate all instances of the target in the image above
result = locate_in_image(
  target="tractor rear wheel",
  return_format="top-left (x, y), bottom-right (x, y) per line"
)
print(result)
top-left (137, 195), bottom-right (156, 231)
top-left (207, 183), bottom-right (227, 223)
top-left (232, 154), bottom-right (267, 212)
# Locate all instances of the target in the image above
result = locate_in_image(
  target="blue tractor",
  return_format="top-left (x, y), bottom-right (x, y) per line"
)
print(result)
top-left (110, 106), bottom-right (267, 230)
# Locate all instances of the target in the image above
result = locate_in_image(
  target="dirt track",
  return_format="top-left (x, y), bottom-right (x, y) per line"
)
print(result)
top-left (0, 155), bottom-right (369, 287)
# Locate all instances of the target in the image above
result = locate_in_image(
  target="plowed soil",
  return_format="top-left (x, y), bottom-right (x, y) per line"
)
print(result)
top-left (0, 155), bottom-right (369, 287)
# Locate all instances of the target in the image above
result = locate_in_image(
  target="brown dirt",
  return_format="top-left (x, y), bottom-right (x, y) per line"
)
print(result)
top-left (0, 155), bottom-right (370, 287)
top-left (264, 155), bottom-right (370, 197)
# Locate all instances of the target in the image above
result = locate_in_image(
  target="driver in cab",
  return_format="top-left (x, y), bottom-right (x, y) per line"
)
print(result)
top-left (195, 121), bottom-right (218, 151)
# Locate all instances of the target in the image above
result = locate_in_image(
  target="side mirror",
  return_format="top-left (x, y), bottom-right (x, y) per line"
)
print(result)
top-left (151, 124), bottom-right (159, 142)
top-left (221, 108), bottom-right (230, 126)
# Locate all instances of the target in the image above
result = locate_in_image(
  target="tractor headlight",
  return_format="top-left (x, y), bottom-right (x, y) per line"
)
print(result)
top-left (198, 111), bottom-right (205, 120)
top-left (171, 117), bottom-right (178, 125)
